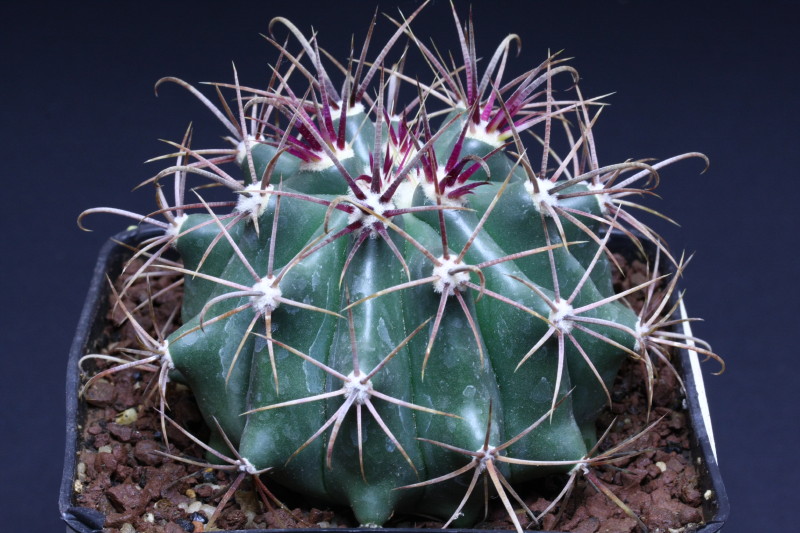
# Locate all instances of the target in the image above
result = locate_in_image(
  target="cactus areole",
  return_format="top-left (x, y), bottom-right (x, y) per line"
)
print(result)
top-left (81, 4), bottom-right (723, 529)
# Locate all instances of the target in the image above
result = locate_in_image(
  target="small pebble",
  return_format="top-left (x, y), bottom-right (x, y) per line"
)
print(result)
top-left (76, 462), bottom-right (87, 482)
top-left (133, 440), bottom-right (162, 465)
top-left (174, 517), bottom-right (195, 532)
top-left (84, 381), bottom-right (114, 407)
top-left (115, 407), bottom-right (138, 425)
top-left (108, 422), bottom-right (134, 442)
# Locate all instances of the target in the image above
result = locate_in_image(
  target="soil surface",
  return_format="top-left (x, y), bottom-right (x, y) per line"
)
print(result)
top-left (72, 254), bottom-right (708, 533)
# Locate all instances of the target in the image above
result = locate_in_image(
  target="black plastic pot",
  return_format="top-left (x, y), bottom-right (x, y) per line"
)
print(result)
top-left (61, 226), bottom-right (729, 533)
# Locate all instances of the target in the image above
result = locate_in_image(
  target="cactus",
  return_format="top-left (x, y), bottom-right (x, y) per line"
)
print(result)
top-left (80, 4), bottom-right (723, 530)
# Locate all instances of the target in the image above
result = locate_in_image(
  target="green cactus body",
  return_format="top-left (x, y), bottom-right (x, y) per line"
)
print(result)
top-left (80, 7), bottom-right (724, 529)
top-left (162, 101), bottom-right (640, 523)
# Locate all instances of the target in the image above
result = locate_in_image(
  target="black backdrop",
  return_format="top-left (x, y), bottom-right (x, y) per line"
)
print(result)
top-left (2, 1), bottom-right (797, 531)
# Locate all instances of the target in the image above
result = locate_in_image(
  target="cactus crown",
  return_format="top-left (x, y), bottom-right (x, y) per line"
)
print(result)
top-left (80, 3), bottom-right (723, 530)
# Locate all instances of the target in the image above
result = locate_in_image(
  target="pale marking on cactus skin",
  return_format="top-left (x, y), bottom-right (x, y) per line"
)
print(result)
top-left (570, 461), bottom-right (591, 476)
top-left (234, 457), bottom-right (259, 475)
top-left (161, 341), bottom-right (175, 370)
top-left (633, 318), bottom-right (646, 352)
top-left (165, 214), bottom-right (188, 240)
top-left (300, 145), bottom-right (355, 171)
top-left (250, 276), bottom-right (282, 314)
top-left (550, 298), bottom-right (574, 334)
top-left (465, 120), bottom-right (503, 148)
top-left (432, 256), bottom-right (470, 295)
top-left (524, 177), bottom-right (560, 215)
top-left (421, 168), bottom-right (469, 207)
top-left (344, 101), bottom-right (365, 117)
top-left (346, 189), bottom-right (396, 234)
top-left (392, 171), bottom-right (419, 209)
top-left (587, 181), bottom-right (611, 215)
top-left (235, 135), bottom-right (261, 166)
top-left (343, 370), bottom-right (374, 405)
top-left (474, 445), bottom-right (498, 474)
top-left (235, 183), bottom-right (274, 217)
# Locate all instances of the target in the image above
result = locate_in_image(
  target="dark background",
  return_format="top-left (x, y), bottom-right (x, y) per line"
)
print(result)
top-left (2, 1), bottom-right (797, 531)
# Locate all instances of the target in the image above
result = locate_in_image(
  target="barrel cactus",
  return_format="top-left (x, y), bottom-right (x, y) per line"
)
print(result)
top-left (81, 4), bottom-right (723, 529)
